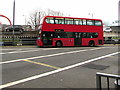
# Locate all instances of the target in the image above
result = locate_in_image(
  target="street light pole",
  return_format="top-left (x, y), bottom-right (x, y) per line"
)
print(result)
top-left (88, 13), bottom-right (93, 19)
top-left (23, 15), bottom-right (26, 31)
top-left (12, 0), bottom-right (15, 45)
top-left (23, 15), bottom-right (26, 25)
top-left (118, 0), bottom-right (120, 26)
top-left (91, 13), bottom-right (93, 19)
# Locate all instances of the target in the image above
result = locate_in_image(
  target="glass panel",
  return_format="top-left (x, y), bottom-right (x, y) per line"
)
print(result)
top-left (91, 33), bottom-right (98, 38)
top-left (45, 17), bottom-right (54, 24)
top-left (65, 18), bottom-right (74, 24)
top-left (86, 33), bottom-right (91, 38)
top-left (87, 20), bottom-right (94, 25)
top-left (82, 32), bottom-right (87, 38)
top-left (55, 19), bottom-right (59, 24)
top-left (95, 20), bottom-right (102, 26)
top-left (75, 32), bottom-right (78, 38)
top-left (55, 32), bottom-right (67, 38)
top-left (50, 19), bottom-right (54, 24)
top-left (83, 19), bottom-right (86, 25)
top-left (60, 19), bottom-right (65, 24)
top-left (46, 18), bottom-right (50, 23)
top-left (78, 32), bottom-right (82, 38)
top-left (66, 32), bottom-right (74, 38)
top-left (55, 18), bottom-right (64, 24)
top-left (74, 19), bottom-right (83, 25)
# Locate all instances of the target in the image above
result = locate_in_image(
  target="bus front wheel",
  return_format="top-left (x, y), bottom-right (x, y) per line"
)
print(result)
top-left (56, 41), bottom-right (62, 47)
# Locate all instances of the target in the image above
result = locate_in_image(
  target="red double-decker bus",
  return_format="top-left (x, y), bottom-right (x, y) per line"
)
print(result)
top-left (36, 16), bottom-right (104, 47)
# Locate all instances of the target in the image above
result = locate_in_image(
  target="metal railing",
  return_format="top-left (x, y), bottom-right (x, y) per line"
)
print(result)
top-left (96, 72), bottom-right (120, 90)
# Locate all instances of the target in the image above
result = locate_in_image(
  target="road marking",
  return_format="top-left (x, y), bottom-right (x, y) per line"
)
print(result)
top-left (0, 51), bottom-right (119, 89)
top-left (7, 50), bottom-right (41, 54)
top-left (0, 47), bottom-right (105, 64)
top-left (43, 48), bottom-right (60, 50)
top-left (0, 50), bottom-right (40, 54)
top-left (1, 48), bottom-right (60, 55)
top-left (0, 53), bottom-right (6, 54)
top-left (1, 49), bottom-right (14, 51)
top-left (23, 59), bottom-right (61, 69)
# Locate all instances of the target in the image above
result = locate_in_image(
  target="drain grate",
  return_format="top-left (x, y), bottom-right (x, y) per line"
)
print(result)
top-left (82, 63), bottom-right (109, 70)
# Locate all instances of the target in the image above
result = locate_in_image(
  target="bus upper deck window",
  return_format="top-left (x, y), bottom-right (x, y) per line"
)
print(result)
top-left (46, 17), bottom-right (54, 24)
top-left (65, 18), bottom-right (74, 24)
top-left (50, 19), bottom-right (54, 24)
top-left (83, 19), bottom-right (86, 25)
top-left (74, 19), bottom-right (82, 25)
top-left (95, 20), bottom-right (102, 26)
top-left (46, 18), bottom-right (49, 23)
top-left (87, 20), bottom-right (94, 25)
top-left (55, 18), bottom-right (64, 24)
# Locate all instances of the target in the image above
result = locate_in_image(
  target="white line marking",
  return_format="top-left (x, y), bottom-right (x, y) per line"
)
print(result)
top-left (1, 50), bottom-right (40, 54)
top-left (7, 50), bottom-right (40, 54)
top-left (1, 48), bottom-right (60, 55)
top-left (0, 51), bottom-right (119, 88)
top-left (0, 47), bottom-right (105, 64)
top-left (43, 48), bottom-right (60, 50)
top-left (0, 53), bottom-right (5, 54)
top-left (1, 49), bottom-right (17, 50)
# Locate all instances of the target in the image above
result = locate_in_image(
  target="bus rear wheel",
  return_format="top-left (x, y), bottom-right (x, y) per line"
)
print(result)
top-left (89, 41), bottom-right (95, 47)
top-left (56, 41), bottom-right (62, 47)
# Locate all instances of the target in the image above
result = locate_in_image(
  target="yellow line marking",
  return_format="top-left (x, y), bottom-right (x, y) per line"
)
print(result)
top-left (23, 59), bottom-right (61, 70)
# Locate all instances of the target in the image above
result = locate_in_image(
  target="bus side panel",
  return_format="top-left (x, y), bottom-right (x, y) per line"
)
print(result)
top-left (53, 38), bottom-right (74, 46)
top-left (82, 38), bottom-right (98, 46)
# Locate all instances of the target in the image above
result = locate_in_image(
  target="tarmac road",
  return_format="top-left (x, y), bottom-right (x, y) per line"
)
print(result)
top-left (0, 45), bottom-right (119, 89)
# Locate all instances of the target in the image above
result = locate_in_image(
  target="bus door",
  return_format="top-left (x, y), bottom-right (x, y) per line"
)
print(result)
top-left (74, 32), bottom-right (82, 46)
top-left (42, 32), bottom-right (54, 45)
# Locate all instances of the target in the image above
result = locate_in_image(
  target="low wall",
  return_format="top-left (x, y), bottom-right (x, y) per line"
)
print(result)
top-left (1, 31), bottom-right (38, 46)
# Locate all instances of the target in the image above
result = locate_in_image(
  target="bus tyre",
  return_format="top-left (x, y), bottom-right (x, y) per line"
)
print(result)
top-left (89, 41), bottom-right (95, 47)
top-left (56, 41), bottom-right (62, 47)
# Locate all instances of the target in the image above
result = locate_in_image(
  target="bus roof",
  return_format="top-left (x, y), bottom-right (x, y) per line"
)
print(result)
top-left (44, 16), bottom-right (102, 21)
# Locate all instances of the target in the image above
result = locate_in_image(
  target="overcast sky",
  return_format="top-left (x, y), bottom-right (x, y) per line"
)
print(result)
top-left (0, 0), bottom-right (119, 25)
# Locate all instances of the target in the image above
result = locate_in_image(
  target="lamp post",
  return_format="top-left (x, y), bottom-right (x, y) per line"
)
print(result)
top-left (23, 15), bottom-right (26, 25)
top-left (12, 0), bottom-right (15, 45)
top-left (88, 13), bottom-right (93, 19)
top-left (118, 0), bottom-right (120, 26)
top-left (23, 15), bottom-right (26, 31)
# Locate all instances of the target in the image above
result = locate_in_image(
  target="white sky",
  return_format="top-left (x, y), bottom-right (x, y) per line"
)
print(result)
top-left (0, 0), bottom-right (119, 25)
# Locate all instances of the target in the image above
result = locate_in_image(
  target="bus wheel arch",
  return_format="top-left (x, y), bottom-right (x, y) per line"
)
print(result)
top-left (55, 40), bottom-right (63, 47)
top-left (89, 40), bottom-right (95, 47)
